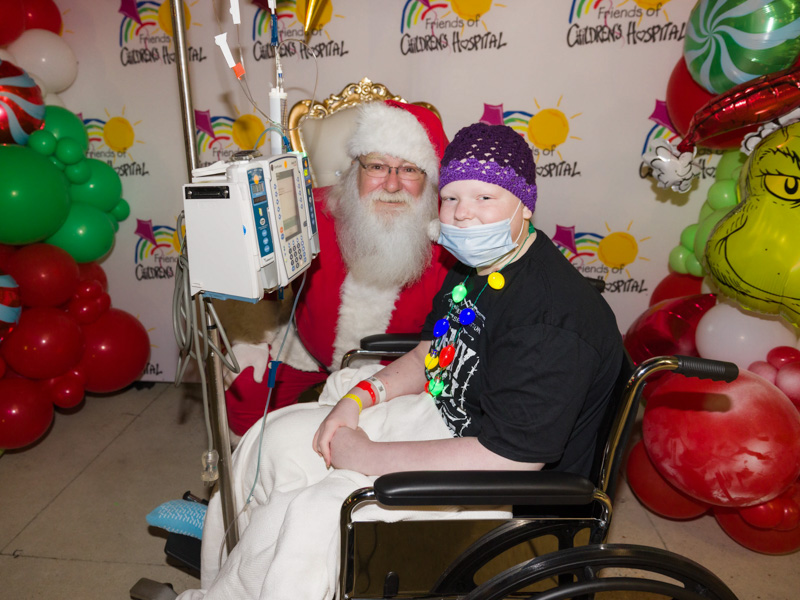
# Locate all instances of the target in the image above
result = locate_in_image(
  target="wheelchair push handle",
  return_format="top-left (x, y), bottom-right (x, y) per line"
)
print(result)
top-left (638, 354), bottom-right (738, 383)
top-left (673, 355), bottom-right (738, 382)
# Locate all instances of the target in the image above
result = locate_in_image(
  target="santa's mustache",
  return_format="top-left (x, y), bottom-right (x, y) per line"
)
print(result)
top-left (367, 189), bottom-right (414, 206)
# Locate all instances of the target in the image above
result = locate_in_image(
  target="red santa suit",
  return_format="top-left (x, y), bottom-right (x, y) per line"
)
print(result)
top-left (225, 100), bottom-right (451, 436)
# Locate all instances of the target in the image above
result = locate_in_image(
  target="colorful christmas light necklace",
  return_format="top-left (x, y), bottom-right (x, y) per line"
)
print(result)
top-left (424, 222), bottom-right (535, 397)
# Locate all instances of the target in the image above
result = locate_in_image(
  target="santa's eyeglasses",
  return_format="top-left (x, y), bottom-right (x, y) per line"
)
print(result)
top-left (356, 157), bottom-right (426, 181)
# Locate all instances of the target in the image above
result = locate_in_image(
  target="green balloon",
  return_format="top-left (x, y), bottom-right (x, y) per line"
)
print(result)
top-left (27, 129), bottom-right (57, 156)
top-left (668, 245), bottom-right (691, 274)
top-left (694, 208), bottom-right (732, 263)
top-left (698, 201), bottom-right (715, 221)
top-left (685, 253), bottom-right (704, 278)
top-left (45, 203), bottom-right (116, 263)
top-left (43, 105), bottom-right (89, 152)
top-left (707, 180), bottom-right (738, 210)
top-left (715, 150), bottom-right (745, 181)
top-left (65, 159), bottom-right (92, 184)
top-left (0, 145), bottom-right (70, 244)
top-left (68, 158), bottom-right (122, 212)
top-left (679, 223), bottom-right (697, 251)
top-left (49, 155), bottom-right (65, 170)
top-left (55, 137), bottom-right (86, 165)
top-left (110, 198), bottom-right (131, 222)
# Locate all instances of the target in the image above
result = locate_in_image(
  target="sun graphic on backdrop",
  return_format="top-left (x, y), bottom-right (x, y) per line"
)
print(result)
top-left (620, 0), bottom-right (672, 22)
top-left (591, 222), bottom-right (650, 278)
top-left (286, 0), bottom-right (345, 40)
top-left (526, 96), bottom-right (581, 161)
top-left (231, 110), bottom-right (266, 151)
top-left (157, 0), bottom-right (201, 37)
top-left (102, 107), bottom-right (143, 158)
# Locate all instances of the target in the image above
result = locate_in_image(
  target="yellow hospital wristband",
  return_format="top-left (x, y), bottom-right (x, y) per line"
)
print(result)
top-left (342, 393), bottom-right (363, 413)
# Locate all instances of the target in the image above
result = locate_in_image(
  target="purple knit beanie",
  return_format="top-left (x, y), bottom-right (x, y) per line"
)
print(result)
top-left (439, 123), bottom-right (537, 211)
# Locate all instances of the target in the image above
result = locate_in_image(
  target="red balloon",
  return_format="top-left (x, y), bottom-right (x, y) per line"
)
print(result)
top-left (77, 261), bottom-right (108, 292)
top-left (767, 346), bottom-right (800, 369)
top-left (715, 506), bottom-right (800, 555)
top-left (0, 357), bottom-right (5, 379)
top-left (739, 497), bottom-right (786, 529)
top-left (67, 291), bottom-right (110, 325)
top-left (644, 371), bottom-right (800, 507)
top-left (0, 0), bottom-right (26, 46)
top-left (0, 244), bottom-right (18, 272)
top-left (22, 0), bottom-right (63, 34)
top-left (0, 377), bottom-right (53, 449)
top-left (748, 361), bottom-right (778, 384)
top-left (626, 440), bottom-right (709, 519)
top-left (1, 307), bottom-right (84, 379)
top-left (775, 362), bottom-right (800, 410)
top-left (624, 294), bottom-right (716, 365)
top-left (79, 308), bottom-right (150, 393)
top-left (649, 272), bottom-right (703, 307)
top-left (43, 370), bottom-right (85, 409)
top-left (666, 58), bottom-right (754, 150)
top-left (6, 243), bottom-right (80, 307)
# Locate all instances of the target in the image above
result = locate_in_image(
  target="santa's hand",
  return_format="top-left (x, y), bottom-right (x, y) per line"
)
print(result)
top-left (222, 342), bottom-right (270, 389)
top-left (312, 397), bottom-right (360, 468)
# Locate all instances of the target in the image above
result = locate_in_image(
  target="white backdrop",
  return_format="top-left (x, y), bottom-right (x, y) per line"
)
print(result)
top-left (52, 0), bottom-right (716, 382)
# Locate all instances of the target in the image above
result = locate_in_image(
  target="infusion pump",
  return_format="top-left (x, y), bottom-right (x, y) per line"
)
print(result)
top-left (183, 151), bottom-right (320, 302)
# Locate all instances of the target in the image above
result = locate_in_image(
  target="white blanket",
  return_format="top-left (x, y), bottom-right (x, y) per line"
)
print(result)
top-left (177, 365), bottom-right (510, 600)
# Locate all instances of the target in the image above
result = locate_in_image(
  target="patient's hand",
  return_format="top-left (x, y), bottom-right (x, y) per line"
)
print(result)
top-left (329, 426), bottom-right (372, 472)
top-left (312, 398), bottom-right (360, 468)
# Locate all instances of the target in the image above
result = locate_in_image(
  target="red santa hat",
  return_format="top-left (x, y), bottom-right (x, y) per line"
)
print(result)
top-left (346, 100), bottom-right (448, 185)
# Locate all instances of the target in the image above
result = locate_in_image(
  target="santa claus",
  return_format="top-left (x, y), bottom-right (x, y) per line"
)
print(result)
top-left (222, 100), bottom-right (453, 436)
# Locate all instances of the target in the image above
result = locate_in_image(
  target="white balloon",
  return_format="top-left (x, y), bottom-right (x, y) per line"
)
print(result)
top-left (0, 49), bottom-right (17, 64)
top-left (6, 29), bottom-right (78, 94)
top-left (44, 93), bottom-right (65, 108)
top-left (695, 301), bottom-right (799, 369)
top-left (29, 73), bottom-right (48, 97)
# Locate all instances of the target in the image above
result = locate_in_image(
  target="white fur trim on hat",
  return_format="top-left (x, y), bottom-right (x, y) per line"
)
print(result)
top-left (346, 102), bottom-right (440, 184)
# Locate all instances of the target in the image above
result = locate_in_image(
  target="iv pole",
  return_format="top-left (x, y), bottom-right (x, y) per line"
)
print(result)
top-left (169, 0), bottom-right (239, 552)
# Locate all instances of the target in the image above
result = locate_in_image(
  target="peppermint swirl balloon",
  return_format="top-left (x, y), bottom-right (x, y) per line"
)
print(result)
top-left (0, 59), bottom-right (45, 145)
top-left (684, 0), bottom-right (800, 95)
top-left (0, 273), bottom-right (22, 344)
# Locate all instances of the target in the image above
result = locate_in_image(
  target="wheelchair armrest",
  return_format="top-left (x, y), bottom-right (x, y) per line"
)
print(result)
top-left (373, 471), bottom-right (596, 506)
top-left (359, 333), bottom-right (421, 353)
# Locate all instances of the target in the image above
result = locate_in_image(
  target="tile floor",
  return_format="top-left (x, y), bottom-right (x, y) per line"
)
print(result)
top-left (0, 382), bottom-right (796, 600)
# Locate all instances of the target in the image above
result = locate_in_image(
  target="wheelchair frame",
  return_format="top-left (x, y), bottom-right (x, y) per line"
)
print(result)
top-left (336, 354), bottom-right (739, 600)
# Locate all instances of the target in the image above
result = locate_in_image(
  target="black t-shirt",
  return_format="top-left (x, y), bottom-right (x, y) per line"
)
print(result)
top-left (422, 230), bottom-right (623, 477)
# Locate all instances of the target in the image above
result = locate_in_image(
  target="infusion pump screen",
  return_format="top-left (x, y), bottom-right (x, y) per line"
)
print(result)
top-left (276, 170), bottom-right (301, 241)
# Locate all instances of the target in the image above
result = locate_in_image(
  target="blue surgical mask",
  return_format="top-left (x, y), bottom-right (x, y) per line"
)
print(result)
top-left (437, 205), bottom-right (523, 268)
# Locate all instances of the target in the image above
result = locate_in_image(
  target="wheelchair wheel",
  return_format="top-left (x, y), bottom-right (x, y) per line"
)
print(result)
top-left (462, 543), bottom-right (739, 600)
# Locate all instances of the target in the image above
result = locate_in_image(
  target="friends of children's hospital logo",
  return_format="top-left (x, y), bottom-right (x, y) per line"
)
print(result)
top-left (553, 223), bottom-right (651, 293)
top-left (399, 0), bottom-right (507, 55)
top-left (480, 101), bottom-right (581, 178)
top-left (118, 0), bottom-right (207, 66)
top-left (133, 218), bottom-right (180, 282)
top-left (566, 0), bottom-right (685, 47)
top-left (194, 109), bottom-right (270, 166)
top-left (83, 108), bottom-right (150, 178)
top-left (251, 0), bottom-right (348, 61)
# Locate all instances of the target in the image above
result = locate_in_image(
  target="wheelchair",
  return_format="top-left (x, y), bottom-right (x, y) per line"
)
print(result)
top-left (335, 340), bottom-right (740, 600)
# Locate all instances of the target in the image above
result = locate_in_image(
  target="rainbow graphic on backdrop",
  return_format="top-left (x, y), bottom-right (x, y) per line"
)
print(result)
top-left (84, 118), bottom-right (106, 147)
top-left (554, 228), bottom-right (604, 264)
top-left (568, 0), bottom-right (603, 23)
top-left (134, 222), bottom-right (179, 264)
top-left (252, 1), bottom-right (297, 39)
top-left (401, 0), bottom-right (450, 33)
top-left (642, 124), bottom-right (680, 155)
top-left (502, 110), bottom-right (534, 141)
top-left (196, 115), bottom-right (235, 154)
top-left (119, 0), bottom-right (161, 46)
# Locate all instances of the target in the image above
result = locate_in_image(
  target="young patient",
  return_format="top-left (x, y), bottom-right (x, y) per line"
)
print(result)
top-left (179, 122), bottom-right (623, 600)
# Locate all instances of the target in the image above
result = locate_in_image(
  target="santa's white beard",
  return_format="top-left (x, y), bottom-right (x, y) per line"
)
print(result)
top-left (329, 167), bottom-right (438, 288)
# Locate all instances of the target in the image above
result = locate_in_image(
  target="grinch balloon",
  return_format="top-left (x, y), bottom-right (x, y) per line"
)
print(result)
top-left (705, 119), bottom-right (800, 328)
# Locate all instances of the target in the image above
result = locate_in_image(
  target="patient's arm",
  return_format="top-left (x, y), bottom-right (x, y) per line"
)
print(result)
top-left (330, 430), bottom-right (544, 476)
top-left (312, 341), bottom-right (431, 467)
